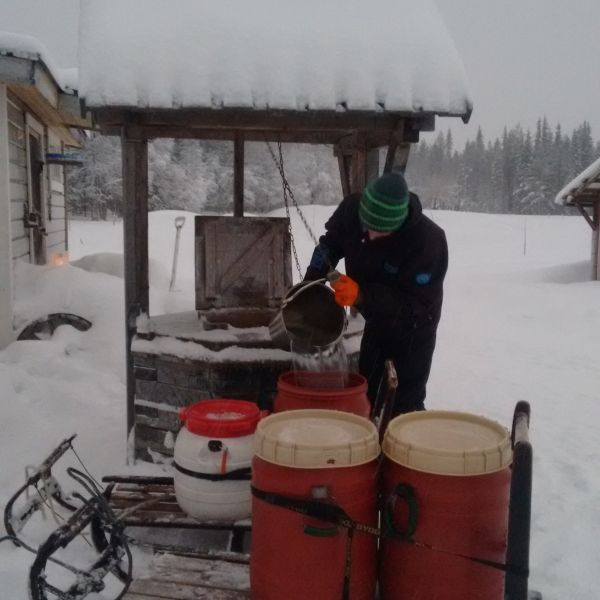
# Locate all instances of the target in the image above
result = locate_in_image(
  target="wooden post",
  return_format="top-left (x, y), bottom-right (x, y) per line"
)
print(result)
top-left (366, 148), bottom-right (380, 183)
top-left (593, 201), bottom-right (600, 281)
top-left (121, 125), bottom-right (149, 453)
top-left (384, 123), bottom-right (411, 173)
top-left (334, 145), bottom-right (351, 198)
top-left (0, 84), bottom-right (14, 349)
top-left (350, 134), bottom-right (367, 194)
top-left (233, 132), bottom-right (244, 217)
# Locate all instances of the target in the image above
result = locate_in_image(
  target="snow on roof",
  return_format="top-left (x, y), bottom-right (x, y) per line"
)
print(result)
top-left (555, 155), bottom-right (600, 205)
top-left (79, 0), bottom-right (472, 117)
top-left (58, 67), bottom-right (79, 93)
top-left (0, 31), bottom-right (71, 91)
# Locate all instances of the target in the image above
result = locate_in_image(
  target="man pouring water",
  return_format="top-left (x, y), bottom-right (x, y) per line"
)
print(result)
top-left (304, 171), bottom-right (448, 417)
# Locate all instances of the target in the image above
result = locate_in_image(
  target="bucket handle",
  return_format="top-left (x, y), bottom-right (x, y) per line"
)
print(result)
top-left (280, 278), bottom-right (327, 308)
top-left (383, 483), bottom-right (418, 541)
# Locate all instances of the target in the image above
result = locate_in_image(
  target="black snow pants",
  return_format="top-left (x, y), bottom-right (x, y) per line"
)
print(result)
top-left (358, 321), bottom-right (438, 418)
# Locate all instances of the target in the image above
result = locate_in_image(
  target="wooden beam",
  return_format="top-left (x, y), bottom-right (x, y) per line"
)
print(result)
top-left (122, 125), bottom-right (149, 447)
top-left (574, 200), bottom-right (596, 230)
top-left (93, 107), bottom-right (441, 136)
top-left (233, 132), bottom-right (244, 217)
top-left (97, 123), bottom-right (410, 147)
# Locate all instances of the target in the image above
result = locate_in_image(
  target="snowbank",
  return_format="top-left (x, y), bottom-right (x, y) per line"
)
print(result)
top-left (0, 209), bottom-right (599, 599)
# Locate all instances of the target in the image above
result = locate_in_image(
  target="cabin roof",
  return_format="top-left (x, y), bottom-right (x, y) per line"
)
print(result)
top-left (0, 31), bottom-right (75, 93)
top-left (556, 156), bottom-right (600, 207)
top-left (78, 0), bottom-right (472, 121)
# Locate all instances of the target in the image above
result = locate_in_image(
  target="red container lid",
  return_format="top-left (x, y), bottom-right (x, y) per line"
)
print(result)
top-left (179, 399), bottom-right (260, 438)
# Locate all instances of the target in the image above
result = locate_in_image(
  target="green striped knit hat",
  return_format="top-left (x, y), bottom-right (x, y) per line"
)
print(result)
top-left (359, 172), bottom-right (410, 232)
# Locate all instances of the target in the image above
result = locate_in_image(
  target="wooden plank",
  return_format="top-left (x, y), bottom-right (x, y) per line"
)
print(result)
top-left (7, 89), bottom-right (25, 110)
top-left (48, 205), bottom-right (66, 221)
top-left (10, 199), bottom-right (25, 221)
top-left (98, 123), bottom-right (410, 147)
top-left (46, 240), bottom-right (66, 253)
top-left (50, 179), bottom-right (64, 193)
top-left (8, 122), bottom-right (25, 145)
top-left (233, 132), bottom-right (244, 217)
top-left (9, 180), bottom-right (26, 201)
top-left (154, 553), bottom-right (250, 571)
top-left (11, 236), bottom-right (30, 260)
top-left (45, 229), bottom-right (65, 248)
top-left (94, 107), bottom-right (440, 136)
top-left (7, 101), bottom-right (25, 129)
top-left (149, 564), bottom-right (249, 592)
top-left (46, 217), bottom-right (66, 234)
top-left (126, 581), bottom-right (249, 599)
top-left (10, 219), bottom-right (26, 241)
top-left (9, 161), bottom-right (26, 183)
top-left (9, 142), bottom-right (26, 163)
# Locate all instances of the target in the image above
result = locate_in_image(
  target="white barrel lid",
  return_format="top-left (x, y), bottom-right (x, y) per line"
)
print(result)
top-left (383, 411), bottom-right (512, 476)
top-left (255, 409), bottom-right (380, 469)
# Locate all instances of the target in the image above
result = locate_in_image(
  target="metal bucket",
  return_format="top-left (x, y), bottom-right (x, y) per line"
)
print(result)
top-left (269, 280), bottom-right (347, 350)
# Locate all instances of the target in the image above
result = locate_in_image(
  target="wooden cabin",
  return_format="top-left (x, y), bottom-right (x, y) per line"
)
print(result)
top-left (555, 156), bottom-right (600, 280)
top-left (77, 0), bottom-right (472, 459)
top-left (0, 32), bottom-right (90, 348)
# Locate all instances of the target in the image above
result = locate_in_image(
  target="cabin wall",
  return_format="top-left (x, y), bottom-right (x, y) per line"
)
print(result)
top-left (6, 89), bottom-right (69, 266)
top-left (0, 84), bottom-right (14, 348)
top-left (46, 128), bottom-right (68, 256)
top-left (6, 90), bottom-right (30, 263)
top-left (592, 202), bottom-right (600, 281)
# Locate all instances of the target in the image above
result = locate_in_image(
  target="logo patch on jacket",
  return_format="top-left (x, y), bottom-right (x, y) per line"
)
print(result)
top-left (416, 272), bottom-right (432, 285)
top-left (383, 262), bottom-right (399, 275)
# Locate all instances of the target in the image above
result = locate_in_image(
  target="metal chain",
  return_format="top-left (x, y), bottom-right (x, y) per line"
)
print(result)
top-left (265, 139), bottom-right (320, 278)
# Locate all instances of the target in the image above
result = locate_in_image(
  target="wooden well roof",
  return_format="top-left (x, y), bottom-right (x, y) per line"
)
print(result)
top-left (79, 0), bottom-right (473, 137)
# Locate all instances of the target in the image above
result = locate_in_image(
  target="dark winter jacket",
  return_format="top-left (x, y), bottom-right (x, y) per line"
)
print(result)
top-left (305, 192), bottom-right (448, 341)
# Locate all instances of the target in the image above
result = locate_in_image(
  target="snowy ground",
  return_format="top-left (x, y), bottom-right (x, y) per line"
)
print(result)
top-left (1, 207), bottom-right (599, 599)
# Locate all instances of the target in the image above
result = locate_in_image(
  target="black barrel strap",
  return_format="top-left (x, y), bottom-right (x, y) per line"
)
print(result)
top-left (174, 462), bottom-right (251, 481)
top-left (251, 485), bottom-right (529, 583)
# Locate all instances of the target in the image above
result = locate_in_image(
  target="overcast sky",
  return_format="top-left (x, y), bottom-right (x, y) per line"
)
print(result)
top-left (1, 0), bottom-right (599, 149)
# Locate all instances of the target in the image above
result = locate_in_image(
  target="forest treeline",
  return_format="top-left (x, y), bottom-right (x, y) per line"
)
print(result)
top-left (67, 117), bottom-right (598, 219)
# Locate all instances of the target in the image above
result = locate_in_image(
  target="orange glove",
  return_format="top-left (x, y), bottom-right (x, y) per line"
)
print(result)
top-left (331, 274), bottom-right (360, 307)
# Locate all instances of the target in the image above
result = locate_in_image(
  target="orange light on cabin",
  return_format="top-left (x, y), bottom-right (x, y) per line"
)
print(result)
top-left (49, 252), bottom-right (70, 267)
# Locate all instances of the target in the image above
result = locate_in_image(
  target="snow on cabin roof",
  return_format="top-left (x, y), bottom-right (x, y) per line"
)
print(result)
top-left (78, 0), bottom-right (473, 118)
top-left (555, 155), bottom-right (600, 205)
top-left (0, 31), bottom-right (73, 92)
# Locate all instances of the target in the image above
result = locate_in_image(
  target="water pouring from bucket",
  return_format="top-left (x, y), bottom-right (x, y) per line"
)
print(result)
top-left (269, 274), bottom-right (350, 387)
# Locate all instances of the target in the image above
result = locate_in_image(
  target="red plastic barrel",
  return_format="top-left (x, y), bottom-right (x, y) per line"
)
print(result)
top-left (380, 411), bottom-right (513, 600)
top-left (251, 409), bottom-right (380, 600)
top-left (274, 371), bottom-right (370, 418)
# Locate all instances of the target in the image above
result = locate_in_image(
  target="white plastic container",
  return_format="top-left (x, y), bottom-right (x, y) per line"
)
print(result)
top-left (174, 399), bottom-right (260, 521)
